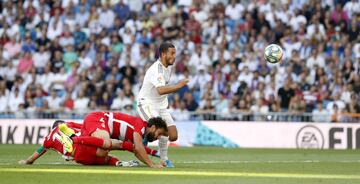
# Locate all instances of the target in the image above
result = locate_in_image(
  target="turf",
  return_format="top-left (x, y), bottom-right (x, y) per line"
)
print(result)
top-left (0, 145), bottom-right (359, 184)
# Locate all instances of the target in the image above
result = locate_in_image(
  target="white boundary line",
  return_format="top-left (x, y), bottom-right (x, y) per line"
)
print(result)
top-left (1, 160), bottom-right (360, 165)
top-left (0, 168), bottom-right (360, 180)
top-left (176, 160), bottom-right (360, 163)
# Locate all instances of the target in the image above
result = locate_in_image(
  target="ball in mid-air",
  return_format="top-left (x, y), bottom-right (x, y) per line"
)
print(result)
top-left (264, 44), bottom-right (283, 63)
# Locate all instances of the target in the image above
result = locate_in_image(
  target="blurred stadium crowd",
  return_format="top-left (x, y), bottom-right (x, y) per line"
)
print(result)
top-left (0, 0), bottom-right (359, 122)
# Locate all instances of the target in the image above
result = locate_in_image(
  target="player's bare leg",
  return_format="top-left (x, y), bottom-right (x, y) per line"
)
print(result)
top-left (156, 111), bottom-right (177, 168)
top-left (158, 125), bottom-right (177, 167)
top-left (167, 125), bottom-right (178, 141)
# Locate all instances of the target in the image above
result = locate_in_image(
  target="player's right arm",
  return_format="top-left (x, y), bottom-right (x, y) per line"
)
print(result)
top-left (18, 146), bottom-right (47, 165)
top-left (149, 68), bottom-right (189, 96)
top-left (156, 78), bottom-right (189, 95)
top-left (133, 132), bottom-right (163, 168)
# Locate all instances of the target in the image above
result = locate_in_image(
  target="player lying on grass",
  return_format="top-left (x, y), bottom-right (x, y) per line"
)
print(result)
top-left (60, 111), bottom-right (168, 168)
top-left (18, 120), bottom-right (160, 167)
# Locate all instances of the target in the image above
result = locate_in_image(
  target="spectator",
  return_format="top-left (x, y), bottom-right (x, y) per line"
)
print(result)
top-left (312, 102), bottom-right (330, 122)
top-left (331, 3), bottom-right (349, 24)
top-left (278, 80), bottom-right (295, 112)
top-left (238, 66), bottom-right (253, 87)
top-left (288, 95), bottom-right (306, 121)
top-left (46, 89), bottom-right (62, 112)
top-left (36, 31), bottom-right (51, 49)
top-left (17, 52), bottom-right (34, 74)
top-left (3, 61), bottom-right (17, 86)
top-left (190, 66), bottom-right (211, 91)
top-left (114, 1), bottom-right (131, 21)
top-left (306, 49), bottom-right (325, 69)
top-left (47, 17), bottom-right (63, 40)
top-left (99, 3), bottom-right (115, 29)
top-left (215, 93), bottom-right (230, 117)
top-left (0, 0), bottom-right (357, 122)
top-left (97, 92), bottom-right (112, 110)
top-left (59, 29), bottom-right (75, 47)
top-left (185, 92), bottom-right (198, 112)
top-left (62, 45), bottom-right (78, 73)
top-left (75, 6), bottom-right (89, 27)
top-left (197, 98), bottom-right (216, 120)
top-left (33, 87), bottom-right (48, 112)
top-left (171, 101), bottom-right (190, 121)
top-left (7, 88), bottom-right (24, 112)
top-left (236, 99), bottom-right (251, 121)
top-left (63, 92), bottom-right (74, 112)
top-left (33, 45), bottom-right (50, 73)
top-left (164, 15), bottom-right (180, 41)
top-left (250, 99), bottom-right (269, 121)
top-left (22, 34), bottom-right (37, 53)
top-left (111, 90), bottom-right (132, 110)
top-left (326, 93), bottom-right (346, 112)
top-left (4, 36), bottom-right (22, 58)
top-left (73, 90), bottom-right (89, 113)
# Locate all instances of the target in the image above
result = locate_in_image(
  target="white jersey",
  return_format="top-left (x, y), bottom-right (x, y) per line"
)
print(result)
top-left (138, 59), bottom-right (171, 109)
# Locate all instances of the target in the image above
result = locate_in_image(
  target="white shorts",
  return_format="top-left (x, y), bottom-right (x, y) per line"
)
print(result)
top-left (137, 101), bottom-right (175, 127)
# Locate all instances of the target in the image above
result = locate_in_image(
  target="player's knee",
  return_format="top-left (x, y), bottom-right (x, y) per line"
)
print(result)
top-left (167, 126), bottom-right (178, 141)
top-left (96, 148), bottom-right (108, 157)
top-left (169, 134), bottom-right (178, 142)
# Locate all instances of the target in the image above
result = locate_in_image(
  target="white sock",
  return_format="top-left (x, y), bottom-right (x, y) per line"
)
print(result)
top-left (159, 136), bottom-right (169, 161)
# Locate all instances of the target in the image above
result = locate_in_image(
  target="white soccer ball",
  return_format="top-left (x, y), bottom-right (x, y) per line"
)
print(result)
top-left (264, 44), bottom-right (283, 64)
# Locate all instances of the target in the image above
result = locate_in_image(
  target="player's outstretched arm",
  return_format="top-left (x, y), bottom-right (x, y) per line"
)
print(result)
top-left (133, 133), bottom-right (163, 168)
top-left (156, 78), bottom-right (189, 95)
top-left (18, 146), bottom-right (47, 165)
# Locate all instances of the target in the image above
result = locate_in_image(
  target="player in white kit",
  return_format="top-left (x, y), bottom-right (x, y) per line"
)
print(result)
top-left (137, 42), bottom-right (189, 167)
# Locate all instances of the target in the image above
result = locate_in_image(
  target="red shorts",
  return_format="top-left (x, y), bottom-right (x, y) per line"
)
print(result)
top-left (81, 112), bottom-right (109, 136)
top-left (74, 145), bottom-right (107, 165)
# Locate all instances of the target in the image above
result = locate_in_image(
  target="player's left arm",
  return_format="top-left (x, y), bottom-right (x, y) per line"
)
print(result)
top-left (18, 146), bottom-right (47, 165)
top-left (133, 132), bottom-right (155, 167)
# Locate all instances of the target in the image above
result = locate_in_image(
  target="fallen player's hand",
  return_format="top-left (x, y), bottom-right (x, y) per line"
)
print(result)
top-left (18, 160), bottom-right (32, 165)
top-left (161, 160), bottom-right (167, 167)
top-left (151, 164), bottom-right (164, 169)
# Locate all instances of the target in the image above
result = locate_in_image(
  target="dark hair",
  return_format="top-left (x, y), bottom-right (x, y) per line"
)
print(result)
top-left (52, 120), bottom-right (65, 129)
top-left (159, 42), bottom-right (175, 56)
top-left (147, 117), bottom-right (168, 132)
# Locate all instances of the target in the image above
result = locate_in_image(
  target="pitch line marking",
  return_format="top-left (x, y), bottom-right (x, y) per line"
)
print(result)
top-left (0, 168), bottom-right (360, 180)
top-left (176, 160), bottom-right (360, 164)
top-left (1, 160), bottom-right (360, 165)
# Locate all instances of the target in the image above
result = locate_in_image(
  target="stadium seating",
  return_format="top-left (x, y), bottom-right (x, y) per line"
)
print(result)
top-left (0, 0), bottom-right (359, 122)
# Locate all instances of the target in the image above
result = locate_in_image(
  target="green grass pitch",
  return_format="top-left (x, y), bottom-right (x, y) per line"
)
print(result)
top-left (0, 145), bottom-right (359, 184)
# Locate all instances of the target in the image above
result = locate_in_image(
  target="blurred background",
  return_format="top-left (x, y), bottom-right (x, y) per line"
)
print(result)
top-left (0, 0), bottom-right (359, 133)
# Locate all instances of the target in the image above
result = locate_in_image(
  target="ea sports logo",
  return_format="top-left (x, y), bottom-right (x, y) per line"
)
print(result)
top-left (296, 125), bottom-right (324, 149)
